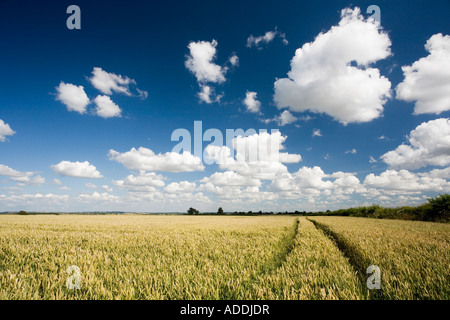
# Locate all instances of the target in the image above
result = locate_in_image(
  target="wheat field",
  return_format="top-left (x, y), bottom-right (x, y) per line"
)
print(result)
top-left (0, 214), bottom-right (448, 300)
top-left (308, 216), bottom-right (450, 299)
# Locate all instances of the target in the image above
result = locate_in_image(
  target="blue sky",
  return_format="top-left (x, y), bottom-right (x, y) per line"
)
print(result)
top-left (0, 0), bottom-right (449, 212)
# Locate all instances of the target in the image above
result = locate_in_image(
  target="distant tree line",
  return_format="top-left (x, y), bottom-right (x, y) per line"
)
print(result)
top-left (9, 211), bottom-right (125, 216)
top-left (15, 211), bottom-right (60, 216)
top-left (185, 194), bottom-right (450, 223)
top-left (316, 194), bottom-right (449, 223)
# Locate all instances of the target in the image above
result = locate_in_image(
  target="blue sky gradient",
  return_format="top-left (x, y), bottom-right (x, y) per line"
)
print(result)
top-left (0, 0), bottom-right (449, 212)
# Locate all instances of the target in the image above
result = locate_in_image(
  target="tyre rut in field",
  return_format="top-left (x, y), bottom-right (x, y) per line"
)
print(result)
top-left (219, 218), bottom-right (300, 299)
top-left (259, 217), bottom-right (300, 274)
top-left (307, 218), bottom-right (385, 299)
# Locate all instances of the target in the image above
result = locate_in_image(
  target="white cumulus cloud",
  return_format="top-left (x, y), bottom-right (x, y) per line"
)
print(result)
top-left (109, 147), bottom-right (205, 172)
top-left (243, 91), bottom-right (261, 113)
top-left (164, 181), bottom-right (196, 194)
top-left (229, 54), bottom-right (239, 67)
top-left (396, 33), bottom-right (450, 115)
top-left (31, 175), bottom-right (45, 185)
top-left (185, 40), bottom-right (226, 84)
top-left (52, 161), bottom-right (103, 178)
top-left (198, 85), bottom-right (222, 104)
top-left (78, 192), bottom-right (120, 203)
top-left (0, 164), bottom-right (33, 182)
top-left (113, 172), bottom-right (166, 188)
top-left (269, 166), bottom-right (365, 198)
top-left (381, 118), bottom-right (450, 170)
top-left (294, 166), bottom-right (333, 190)
top-left (263, 110), bottom-right (298, 126)
top-left (89, 67), bottom-right (147, 98)
top-left (364, 169), bottom-right (450, 192)
top-left (93, 95), bottom-right (122, 118)
top-left (204, 131), bottom-right (301, 179)
top-left (55, 82), bottom-right (90, 114)
top-left (277, 110), bottom-right (297, 126)
top-left (273, 7), bottom-right (392, 124)
top-left (0, 119), bottom-right (15, 142)
top-left (201, 171), bottom-right (261, 187)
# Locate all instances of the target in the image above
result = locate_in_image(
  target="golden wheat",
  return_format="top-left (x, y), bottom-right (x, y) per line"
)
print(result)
top-left (0, 214), bottom-right (448, 300)
top-left (250, 218), bottom-right (365, 299)
top-left (309, 216), bottom-right (450, 299)
top-left (0, 215), bottom-right (296, 299)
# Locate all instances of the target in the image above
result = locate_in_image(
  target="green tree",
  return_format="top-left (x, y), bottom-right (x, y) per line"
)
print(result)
top-left (187, 207), bottom-right (199, 215)
top-left (427, 194), bottom-right (450, 221)
top-left (217, 207), bottom-right (224, 215)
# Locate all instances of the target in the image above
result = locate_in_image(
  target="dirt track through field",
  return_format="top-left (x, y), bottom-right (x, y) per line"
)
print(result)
top-left (307, 218), bottom-right (382, 299)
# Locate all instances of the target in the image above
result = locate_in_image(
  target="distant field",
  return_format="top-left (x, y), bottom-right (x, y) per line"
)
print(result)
top-left (0, 215), bottom-right (448, 300)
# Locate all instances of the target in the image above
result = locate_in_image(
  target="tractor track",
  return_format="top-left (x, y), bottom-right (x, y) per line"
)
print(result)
top-left (307, 218), bottom-right (385, 299)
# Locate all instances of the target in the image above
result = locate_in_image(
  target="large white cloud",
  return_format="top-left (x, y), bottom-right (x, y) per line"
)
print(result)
top-left (364, 169), bottom-right (450, 193)
top-left (273, 7), bottom-right (392, 124)
top-left (55, 82), bottom-right (90, 114)
top-left (204, 131), bottom-right (301, 179)
top-left (396, 34), bottom-right (450, 115)
top-left (93, 95), bottom-right (122, 118)
top-left (269, 167), bottom-right (366, 201)
top-left (0, 119), bottom-right (15, 142)
top-left (185, 40), bottom-right (226, 84)
top-left (381, 118), bottom-right (450, 170)
top-left (52, 161), bottom-right (103, 178)
top-left (89, 67), bottom-right (147, 98)
top-left (264, 163), bottom-right (450, 204)
top-left (109, 147), bottom-right (205, 172)
top-left (294, 166), bottom-right (334, 190)
top-left (330, 172), bottom-right (364, 195)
